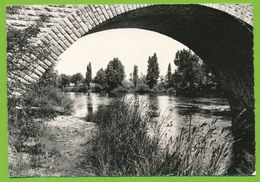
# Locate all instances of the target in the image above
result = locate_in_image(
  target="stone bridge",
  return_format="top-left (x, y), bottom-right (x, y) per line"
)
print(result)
top-left (6, 4), bottom-right (254, 174)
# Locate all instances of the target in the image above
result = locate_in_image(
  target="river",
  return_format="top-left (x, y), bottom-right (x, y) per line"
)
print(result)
top-left (66, 92), bottom-right (232, 142)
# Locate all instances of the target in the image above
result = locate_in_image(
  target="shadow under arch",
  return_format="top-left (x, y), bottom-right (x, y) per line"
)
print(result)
top-left (84, 4), bottom-right (254, 174)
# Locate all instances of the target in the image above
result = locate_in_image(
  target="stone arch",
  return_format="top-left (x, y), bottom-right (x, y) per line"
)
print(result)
top-left (7, 4), bottom-right (254, 173)
top-left (8, 4), bottom-right (253, 113)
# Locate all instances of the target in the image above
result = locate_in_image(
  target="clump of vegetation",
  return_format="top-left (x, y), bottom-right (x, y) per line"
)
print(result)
top-left (170, 49), bottom-right (219, 97)
top-left (82, 99), bottom-right (232, 176)
top-left (7, 8), bottom-right (73, 176)
top-left (166, 87), bottom-right (176, 95)
top-left (62, 49), bottom-right (220, 97)
top-left (110, 86), bottom-right (129, 95)
top-left (8, 67), bottom-right (74, 176)
top-left (134, 83), bottom-right (152, 93)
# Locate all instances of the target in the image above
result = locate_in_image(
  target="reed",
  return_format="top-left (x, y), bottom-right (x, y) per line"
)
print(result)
top-left (82, 98), bottom-right (232, 176)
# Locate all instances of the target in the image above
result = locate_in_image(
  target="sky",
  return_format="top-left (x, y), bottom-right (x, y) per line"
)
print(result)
top-left (56, 28), bottom-right (189, 79)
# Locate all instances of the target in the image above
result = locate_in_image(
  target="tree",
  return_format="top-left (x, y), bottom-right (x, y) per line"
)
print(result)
top-left (146, 53), bottom-right (160, 88)
top-left (105, 58), bottom-right (125, 90)
top-left (85, 62), bottom-right (92, 87)
top-left (71, 73), bottom-right (83, 85)
top-left (166, 63), bottom-right (172, 88)
top-left (138, 73), bottom-right (146, 85)
top-left (133, 65), bottom-right (138, 87)
top-left (93, 68), bottom-right (107, 88)
top-left (172, 49), bottom-right (218, 96)
top-left (58, 74), bottom-right (71, 88)
top-left (173, 49), bottom-right (199, 89)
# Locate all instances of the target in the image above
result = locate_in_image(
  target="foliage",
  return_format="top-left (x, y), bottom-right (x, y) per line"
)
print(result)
top-left (36, 67), bottom-right (59, 88)
top-left (105, 58), bottom-right (125, 90)
top-left (135, 83), bottom-right (151, 93)
top-left (71, 73), bottom-right (84, 85)
top-left (172, 49), bottom-right (218, 96)
top-left (83, 99), bottom-right (161, 175)
top-left (166, 63), bottom-right (172, 88)
top-left (91, 83), bottom-right (103, 93)
top-left (133, 65), bottom-right (138, 87)
top-left (7, 9), bottom-right (74, 175)
top-left (8, 66), bottom-right (74, 176)
top-left (93, 68), bottom-right (106, 89)
top-left (146, 53), bottom-right (160, 89)
top-left (173, 49), bottom-right (200, 88)
top-left (137, 74), bottom-right (147, 85)
top-left (82, 99), bottom-right (232, 176)
top-left (58, 74), bottom-right (71, 88)
top-left (85, 62), bottom-right (92, 87)
top-left (6, 6), bottom-right (22, 15)
top-left (59, 49), bottom-right (219, 96)
top-left (110, 86), bottom-right (129, 95)
top-left (166, 87), bottom-right (176, 95)
top-left (7, 12), bottom-right (50, 96)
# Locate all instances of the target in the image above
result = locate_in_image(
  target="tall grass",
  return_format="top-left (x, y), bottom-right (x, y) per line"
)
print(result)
top-left (82, 99), bottom-right (232, 176)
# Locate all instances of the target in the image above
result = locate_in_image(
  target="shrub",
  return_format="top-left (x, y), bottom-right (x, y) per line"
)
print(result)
top-left (154, 83), bottom-right (166, 93)
top-left (91, 84), bottom-right (102, 93)
top-left (166, 87), bottom-right (176, 95)
top-left (110, 86), bottom-right (129, 95)
top-left (135, 84), bottom-right (151, 93)
top-left (8, 75), bottom-right (73, 176)
top-left (23, 87), bottom-right (73, 116)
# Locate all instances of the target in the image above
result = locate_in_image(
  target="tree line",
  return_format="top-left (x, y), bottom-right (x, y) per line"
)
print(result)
top-left (58, 49), bottom-right (220, 96)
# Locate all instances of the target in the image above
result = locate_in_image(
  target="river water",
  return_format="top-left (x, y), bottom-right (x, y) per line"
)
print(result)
top-left (66, 92), bottom-right (232, 141)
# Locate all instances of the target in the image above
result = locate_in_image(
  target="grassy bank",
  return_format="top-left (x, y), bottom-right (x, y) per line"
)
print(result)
top-left (8, 87), bottom-right (73, 176)
top-left (82, 99), bottom-right (232, 176)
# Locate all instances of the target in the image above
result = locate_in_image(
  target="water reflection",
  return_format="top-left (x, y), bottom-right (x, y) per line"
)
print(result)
top-left (66, 92), bottom-right (232, 139)
top-left (86, 94), bottom-right (93, 116)
top-left (147, 94), bottom-right (160, 118)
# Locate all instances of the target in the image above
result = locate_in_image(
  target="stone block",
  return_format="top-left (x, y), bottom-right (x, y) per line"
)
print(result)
top-left (72, 27), bottom-right (82, 38)
top-left (63, 17), bottom-right (74, 29)
top-left (64, 33), bottom-right (75, 44)
top-left (100, 5), bottom-right (110, 19)
top-left (56, 24), bottom-right (67, 34)
top-left (64, 26), bottom-right (73, 35)
top-left (79, 22), bottom-right (89, 32)
top-left (85, 6), bottom-right (99, 25)
top-left (70, 33), bottom-right (78, 42)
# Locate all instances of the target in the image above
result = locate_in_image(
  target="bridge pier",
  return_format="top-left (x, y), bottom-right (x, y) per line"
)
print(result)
top-left (217, 56), bottom-right (255, 175)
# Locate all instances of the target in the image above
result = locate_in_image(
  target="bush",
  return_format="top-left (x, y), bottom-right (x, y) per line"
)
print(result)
top-left (23, 87), bottom-right (73, 116)
top-left (8, 104), bottom-right (47, 153)
top-left (154, 83), bottom-right (166, 93)
top-left (8, 74), bottom-right (73, 175)
top-left (135, 84), bottom-right (151, 93)
top-left (166, 87), bottom-right (176, 95)
top-left (122, 81), bottom-right (134, 90)
top-left (110, 86), bottom-right (129, 95)
top-left (91, 84), bottom-right (102, 93)
top-left (9, 86), bottom-right (73, 153)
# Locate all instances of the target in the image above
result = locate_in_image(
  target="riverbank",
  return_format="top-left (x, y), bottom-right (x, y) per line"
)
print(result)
top-left (9, 93), bottom-right (233, 176)
top-left (9, 115), bottom-right (97, 177)
top-left (62, 83), bottom-right (223, 98)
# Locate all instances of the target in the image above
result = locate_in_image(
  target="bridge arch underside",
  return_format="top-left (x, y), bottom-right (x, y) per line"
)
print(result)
top-left (10, 4), bottom-right (254, 173)
top-left (86, 5), bottom-right (254, 117)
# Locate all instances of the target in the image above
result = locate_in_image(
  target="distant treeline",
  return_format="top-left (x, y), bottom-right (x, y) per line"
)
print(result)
top-left (58, 49), bottom-right (222, 97)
